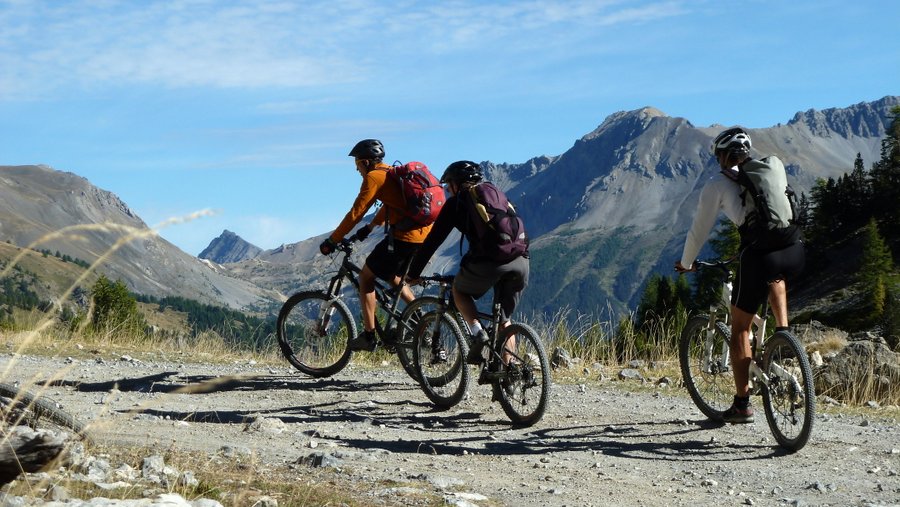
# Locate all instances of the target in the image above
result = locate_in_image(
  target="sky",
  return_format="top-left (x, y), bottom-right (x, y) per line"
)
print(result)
top-left (1, 0), bottom-right (898, 255)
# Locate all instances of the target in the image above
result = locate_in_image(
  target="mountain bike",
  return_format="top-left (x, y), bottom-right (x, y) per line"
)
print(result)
top-left (408, 275), bottom-right (551, 426)
top-left (678, 259), bottom-right (815, 452)
top-left (276, 237), bottom-right (422, 379)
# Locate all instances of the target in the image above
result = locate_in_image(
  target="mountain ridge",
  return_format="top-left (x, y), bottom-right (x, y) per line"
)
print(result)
top-left (0, 165), bottom-right (280, 311)
top-left (3, 96), bottom-right (897, 320)
top-left (219, 95), bottom-right (898, 318)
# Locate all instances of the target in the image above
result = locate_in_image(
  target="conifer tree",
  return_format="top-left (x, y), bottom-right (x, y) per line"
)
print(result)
top-left (869, 106), bottom-right (900, 246)
top-left (860, 218), bottom-right (894, 321)
top-left (90, 275), bottom-right (146, 334)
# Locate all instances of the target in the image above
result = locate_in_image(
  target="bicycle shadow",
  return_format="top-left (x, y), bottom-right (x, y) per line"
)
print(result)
top-left (325, 418), bottom-right (792, 461)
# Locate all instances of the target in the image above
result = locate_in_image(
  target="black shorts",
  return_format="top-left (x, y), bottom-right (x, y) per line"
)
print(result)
top-left (365, 237), bottom-right (419, 281)
top-left (732, 241), bottom-right (805, 314)
top-left (454, 256), bottom-right (529, 321)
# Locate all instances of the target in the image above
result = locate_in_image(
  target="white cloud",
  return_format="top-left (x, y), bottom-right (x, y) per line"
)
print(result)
top-left (0, 0), bottom-right (689, 98)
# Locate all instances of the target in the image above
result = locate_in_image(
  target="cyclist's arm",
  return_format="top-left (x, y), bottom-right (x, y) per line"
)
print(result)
top-left (407, 199), bottom-right (458, 278)
top-left (680, 180), bottom-right (723, 268)
top-left (330, 172), bottom-right (381, 242)
top-left (371, 205), bottom-right (387, 228)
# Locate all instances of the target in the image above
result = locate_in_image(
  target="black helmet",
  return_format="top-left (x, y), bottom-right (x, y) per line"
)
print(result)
top-left (712, 127), bottom-right (751, 156)
top-left (441, 160), bottom-right (483, 185)
top-left (348, 139), bottom-right (385, 160)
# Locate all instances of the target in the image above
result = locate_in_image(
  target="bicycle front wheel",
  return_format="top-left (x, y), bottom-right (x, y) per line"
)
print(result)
top-left (396, 296), bottom-right (444, 382)
top-left (679, 314), bottom-right (734, 421)
top-left (761, 331), bottom-right (815, 452)
top-left (492, 323), bottom-right (551, 427)
top-left (277, 291), bottom-right (355, 378)
top-left (413, 310), bottom-right (470, 409)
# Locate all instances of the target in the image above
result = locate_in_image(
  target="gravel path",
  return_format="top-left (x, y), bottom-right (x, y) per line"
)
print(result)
top-left (2, 353), bottom-right (899, 506)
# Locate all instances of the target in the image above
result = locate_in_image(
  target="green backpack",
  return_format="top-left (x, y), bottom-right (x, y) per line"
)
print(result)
top-left (736, 156), bottom-right (801, 250)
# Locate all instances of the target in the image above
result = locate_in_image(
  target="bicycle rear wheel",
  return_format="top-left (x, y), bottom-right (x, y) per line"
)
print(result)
top-left (277, 291), bottom-right (355, 378)
top-left (492, 323), bottom-right (551, 427)
top-left (396, 296), bottom-right (443, 382)
top-left (0, 382), bottom-right (88, 439)
top-left (761, 331), bottom-right (815, 452)
top-left (413, 310), bottom-right (470, 409)
top-left (679, 314), bottom-right (733, 421)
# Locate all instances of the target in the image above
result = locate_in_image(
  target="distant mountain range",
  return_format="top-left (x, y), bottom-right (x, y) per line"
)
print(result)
top-left (2, 96), bottom-right (897, 320)
top-left (208, 96), bottom-right (899, 319)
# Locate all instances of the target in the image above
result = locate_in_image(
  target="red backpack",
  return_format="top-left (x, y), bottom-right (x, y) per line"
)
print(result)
top-left (386, 161), bottom-right (446, 231)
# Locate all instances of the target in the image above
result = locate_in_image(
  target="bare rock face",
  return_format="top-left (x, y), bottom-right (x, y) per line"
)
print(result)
top-left (816, 335), bottom-right (900, 401)
top-left (0, 165), bottom-right (278, 310)
top-left (199, 230), bottom-right (262, 264)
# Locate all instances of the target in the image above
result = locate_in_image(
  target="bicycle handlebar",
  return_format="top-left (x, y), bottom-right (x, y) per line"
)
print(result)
top-left (693, 258), bottom-right (736, 276)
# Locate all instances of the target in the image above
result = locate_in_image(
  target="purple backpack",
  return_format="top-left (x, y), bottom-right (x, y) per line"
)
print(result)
top-left (464, 182), bottom-right (528, 262)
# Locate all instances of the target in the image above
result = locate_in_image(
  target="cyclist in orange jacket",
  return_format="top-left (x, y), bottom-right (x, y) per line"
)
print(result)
top-left (319, 139), bottom-right (432, 351)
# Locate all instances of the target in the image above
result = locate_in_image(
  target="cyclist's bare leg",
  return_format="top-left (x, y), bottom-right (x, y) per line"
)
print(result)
top-left (359, 264), bottom-right (378, 332)
top-left (452, 285), bottom-right (479, 328)
top-left (500, 320), bottom-right (516, 364)
top-left (768, 279), bottom-right (789, 327)
top-left (730, 305), bottom-right (754, 397)
top-left (388, 275), bottom-right (416, 303)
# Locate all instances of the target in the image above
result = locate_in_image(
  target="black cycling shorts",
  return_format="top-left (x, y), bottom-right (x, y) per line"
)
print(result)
top-left (732, 241), bottom-right (805, 314)
top-left (365, 237), bottom-right (419, 281)
top-left (454, 256), bottom-right (529, 322)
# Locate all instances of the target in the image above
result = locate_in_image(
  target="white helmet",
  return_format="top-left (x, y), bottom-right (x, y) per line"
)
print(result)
top-left (712, 127), bottom-right (751, 156)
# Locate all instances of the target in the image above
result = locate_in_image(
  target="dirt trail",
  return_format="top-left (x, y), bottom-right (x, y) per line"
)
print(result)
top-left (4, 354), bottom-right (899, 506)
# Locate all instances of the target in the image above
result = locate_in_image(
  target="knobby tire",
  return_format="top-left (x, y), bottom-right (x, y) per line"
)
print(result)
top-left (761, 331), bottom-right (815, 452)
top-left (679, 314), bottom-right (734, 421)
top-left (277, 291), bottom-right (355, 378)
top-left (412, 310), bottom-right (470, 409)
top-left (492, 323), bottom-right (551, 427)
top-left (397, 296), bottom-right (444, 382)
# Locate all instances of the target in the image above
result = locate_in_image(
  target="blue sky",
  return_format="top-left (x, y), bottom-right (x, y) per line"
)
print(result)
top-left (1, 0), bottom-right (898, 255)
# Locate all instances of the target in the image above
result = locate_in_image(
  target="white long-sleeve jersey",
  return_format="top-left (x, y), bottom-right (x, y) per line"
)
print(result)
top-left (680, 167), bottom-right (747, 268)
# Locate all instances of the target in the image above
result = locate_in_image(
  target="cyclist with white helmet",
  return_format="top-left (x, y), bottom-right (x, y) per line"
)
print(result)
top-left (675, 127), bottom-right (805, 423)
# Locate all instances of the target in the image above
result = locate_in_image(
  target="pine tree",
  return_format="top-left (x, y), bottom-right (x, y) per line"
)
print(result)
top-left (845, 153), bottom-right (870, 222)
top-left (860, 218), bottom-right (894, 322)
top-left (797, 191), bottom-right (812, 231)
top-left (90, 275), bottom-right (146, 335)
top-left (869, 106), bottom-right (900, 247)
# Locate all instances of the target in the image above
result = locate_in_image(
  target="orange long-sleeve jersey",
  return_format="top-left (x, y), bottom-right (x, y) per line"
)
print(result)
top-left (329, 163), bottom-right (432, 244)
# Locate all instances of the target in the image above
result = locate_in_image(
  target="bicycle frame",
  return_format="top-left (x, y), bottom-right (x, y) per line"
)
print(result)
top-left (324, 241), bottom-right (410, 342)
top-left (700, 260), bottom-right (793, 396)
top-left (420, 275), bottom-right (523, 373)
top-left (420, 276), bottom-right (498, 342)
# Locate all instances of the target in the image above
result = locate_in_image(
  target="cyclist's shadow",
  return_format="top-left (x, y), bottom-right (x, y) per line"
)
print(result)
top-left (330, 418), bottom-right (792, 460)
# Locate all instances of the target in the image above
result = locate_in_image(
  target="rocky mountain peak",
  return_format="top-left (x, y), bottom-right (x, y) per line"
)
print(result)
top-left (583, 106), bottom-right (675, 142)
top-left (787, 95), bottom-right (899, 137)
top-left (199, 230), bottom-right (262, 264)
